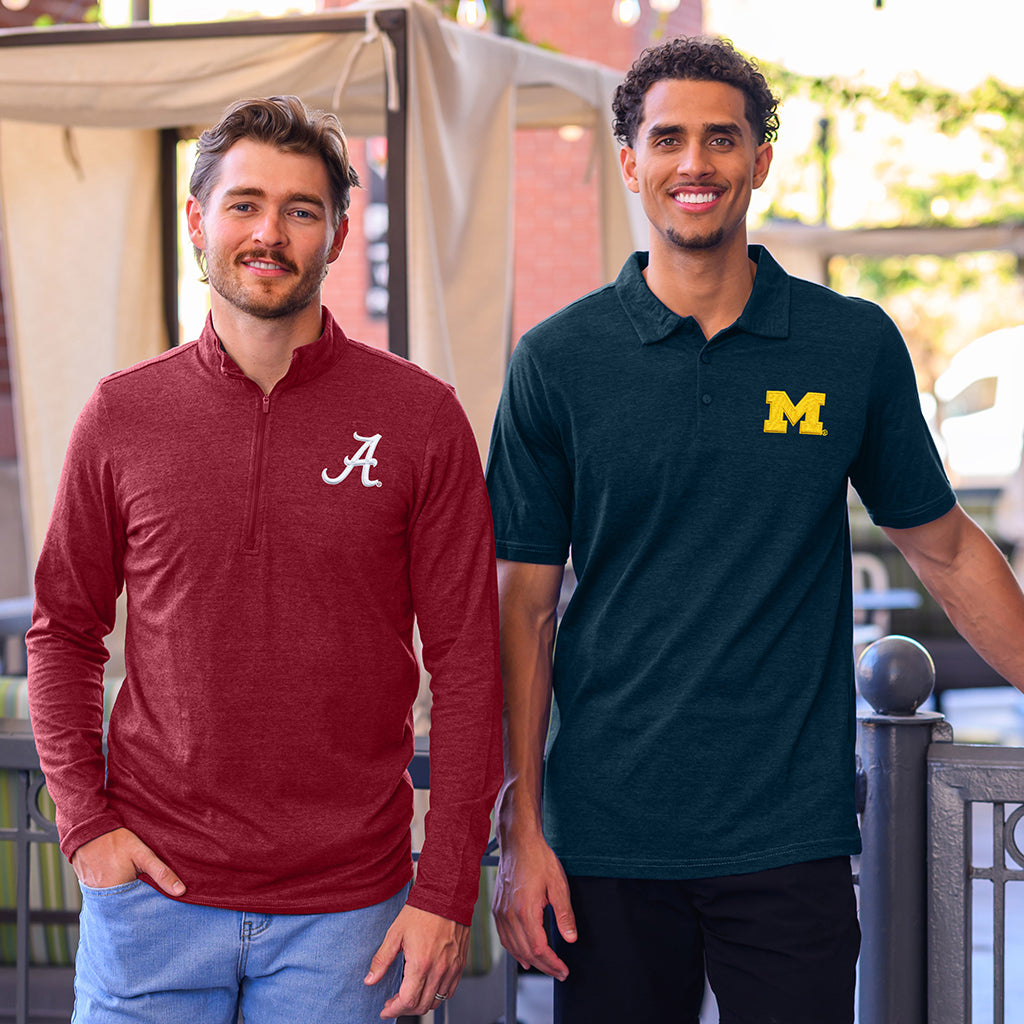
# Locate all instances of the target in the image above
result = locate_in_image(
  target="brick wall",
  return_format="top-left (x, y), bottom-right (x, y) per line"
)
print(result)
top-left (321, 137), bottom-right (389, 351)
top-left (321, 0), bottom-right (703, 349)
top-left (510, 1), bottom-right (701, 341)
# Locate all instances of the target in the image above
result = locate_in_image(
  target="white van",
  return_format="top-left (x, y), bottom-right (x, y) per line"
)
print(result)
top-left (930, 325), bottom-right (1024, 487)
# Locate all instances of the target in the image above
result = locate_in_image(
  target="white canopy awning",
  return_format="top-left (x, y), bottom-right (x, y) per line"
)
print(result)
top-left (0, 0), bottom-right (640, 563)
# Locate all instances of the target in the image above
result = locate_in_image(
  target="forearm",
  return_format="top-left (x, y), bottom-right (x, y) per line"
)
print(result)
top-left (884, 506), bottom-right (1024, 693)
top-left (26, 394), bottom-right (125, 853)
top-left (495, 560), bottom-right (563, 844)
top-left (934, 548), bottom-right (1024, 693)
top-left (411, 651), bottom-right (503, 924)
top-left (27, 604), bottom-right (118, 857)
top-left (407, 412), bottom-right (505, 923)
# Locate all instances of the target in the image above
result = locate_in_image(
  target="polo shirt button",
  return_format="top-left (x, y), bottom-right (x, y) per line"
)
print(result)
top-left (702, 394), bottom-right (712, 405)
top-left (700, 353), bottom-right (711, 364)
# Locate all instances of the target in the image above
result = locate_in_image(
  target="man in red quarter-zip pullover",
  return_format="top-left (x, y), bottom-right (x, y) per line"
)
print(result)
top-left (27, 95), bottom-right (503, 1024)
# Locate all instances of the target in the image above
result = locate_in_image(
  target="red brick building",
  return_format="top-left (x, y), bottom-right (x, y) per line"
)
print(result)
top-left (319, 0), bottom-right (702, 350)
top-left (507, 2), bottom-right (702, 342)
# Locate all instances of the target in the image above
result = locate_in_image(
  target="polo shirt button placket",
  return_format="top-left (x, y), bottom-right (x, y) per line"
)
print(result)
top-left (699, 348), bottom-right (713, 408)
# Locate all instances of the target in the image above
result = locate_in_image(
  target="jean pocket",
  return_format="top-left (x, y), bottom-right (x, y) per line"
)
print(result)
top-left (78, 878), bottom-right (147, 897)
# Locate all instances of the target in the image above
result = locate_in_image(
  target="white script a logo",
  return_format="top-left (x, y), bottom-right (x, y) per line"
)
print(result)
top-left (322, 432), bottom-right (383, 488)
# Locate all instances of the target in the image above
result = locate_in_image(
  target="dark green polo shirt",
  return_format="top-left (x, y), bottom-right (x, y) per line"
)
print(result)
top-left (485, 245), bottom-right (955, 879)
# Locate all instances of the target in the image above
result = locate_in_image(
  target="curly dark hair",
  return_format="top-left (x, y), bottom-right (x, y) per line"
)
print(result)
top-left (612, 36), bottom-right (780, 148)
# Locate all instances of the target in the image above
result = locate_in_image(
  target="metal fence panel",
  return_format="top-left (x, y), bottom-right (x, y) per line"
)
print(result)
top-left (0, 726), bottom-right (513, 1024)
top-left (928, 742), bottom-right (1024, 1024)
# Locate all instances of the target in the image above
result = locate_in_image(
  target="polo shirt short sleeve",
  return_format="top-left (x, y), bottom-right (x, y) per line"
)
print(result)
top-left (485, 246), bottom-right (955, 880)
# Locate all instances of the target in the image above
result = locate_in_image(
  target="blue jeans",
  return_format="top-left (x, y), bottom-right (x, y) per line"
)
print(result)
top-left (72, 880), bottom-right (409, 1024)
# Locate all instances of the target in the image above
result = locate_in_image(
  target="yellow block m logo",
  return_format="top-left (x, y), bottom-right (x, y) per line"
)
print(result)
top-left (763, 391), bottom-right (827, 435)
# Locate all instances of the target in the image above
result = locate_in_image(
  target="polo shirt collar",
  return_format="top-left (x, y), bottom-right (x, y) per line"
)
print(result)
top-left (617, 244), bottom-right (791, 345)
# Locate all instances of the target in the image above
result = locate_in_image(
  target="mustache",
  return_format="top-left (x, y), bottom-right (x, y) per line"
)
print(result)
top-left (236, 249), bottom-right (299, 274)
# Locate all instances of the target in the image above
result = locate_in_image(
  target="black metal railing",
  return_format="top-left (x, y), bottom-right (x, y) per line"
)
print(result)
top-left (2, 637), bottom-right (1023, 1024)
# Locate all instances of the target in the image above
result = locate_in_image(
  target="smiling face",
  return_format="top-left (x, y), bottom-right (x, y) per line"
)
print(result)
top-left (619, 78), bottom-right (772, 259)
top-left (186, 138), bottom-right (348, 322)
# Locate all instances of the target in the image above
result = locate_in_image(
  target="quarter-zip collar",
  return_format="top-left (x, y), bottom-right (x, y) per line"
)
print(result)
top-left (195, 306), bottom-right (349, 390)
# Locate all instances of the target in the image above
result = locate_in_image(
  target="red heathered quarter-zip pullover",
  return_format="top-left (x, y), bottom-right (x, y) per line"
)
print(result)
top-left (27, 309), bottom-right (503, 926)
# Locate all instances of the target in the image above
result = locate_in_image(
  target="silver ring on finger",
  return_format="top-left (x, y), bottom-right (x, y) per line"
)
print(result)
top-left (435, 992), bottom-right (449, 1001)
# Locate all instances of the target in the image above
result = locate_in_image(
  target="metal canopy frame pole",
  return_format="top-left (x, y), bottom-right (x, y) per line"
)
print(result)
top-left (159, 128), bottom-right (179, 350)
top-left (376, 9), bottom-right (409, 360)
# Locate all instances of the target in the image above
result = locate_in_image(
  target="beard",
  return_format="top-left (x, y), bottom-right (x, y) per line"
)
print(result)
top-left (205, 246), bottom-right (330, 320)
top-left (665, 224), bottom-right (726, 251)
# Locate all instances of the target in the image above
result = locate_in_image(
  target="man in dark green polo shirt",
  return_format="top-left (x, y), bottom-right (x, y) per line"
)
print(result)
top-left (485, 35), bottom-right (1024, 1024)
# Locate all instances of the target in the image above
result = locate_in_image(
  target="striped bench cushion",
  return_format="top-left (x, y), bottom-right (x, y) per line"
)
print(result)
top-left (0, 676), bottom-right (122, 967)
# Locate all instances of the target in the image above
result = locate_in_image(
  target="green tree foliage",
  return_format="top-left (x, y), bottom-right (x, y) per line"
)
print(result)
top-left (759, 62), bottom-right (1024, 228)
top-left (754, 62), bottom-right (1024, 370)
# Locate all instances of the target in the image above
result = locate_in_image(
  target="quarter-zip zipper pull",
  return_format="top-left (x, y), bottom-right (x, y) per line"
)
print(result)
top-left (262, 394), bottom-right (270, 413)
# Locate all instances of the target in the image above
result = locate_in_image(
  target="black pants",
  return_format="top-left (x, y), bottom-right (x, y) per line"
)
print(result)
top-left (552, 857), bottom-right (860, 1024)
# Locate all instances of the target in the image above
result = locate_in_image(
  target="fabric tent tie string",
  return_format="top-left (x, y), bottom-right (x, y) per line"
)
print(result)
top-left (331, 11), bottom-right (400, 115)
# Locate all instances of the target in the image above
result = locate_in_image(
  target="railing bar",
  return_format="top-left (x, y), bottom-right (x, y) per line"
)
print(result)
top-left (0, 908), bottom-right (80, 925)
top-left (965, 799), bottom-right (974, 1024)
top-left (0, 1013), bottom-right (71, 1022)
top-left (504, 944), bottom-right (518, 1024)
top-left (990, 877), bottom-right (1004, 1024)
top-left (993, 803), bottom-right (1007, 1024)
top-left (14, 769), bottom-right (30, 1024)
top-left (993, 875), bottom-right (1005, 1024)
top-left (970, 864), bottom-right (1024, 882)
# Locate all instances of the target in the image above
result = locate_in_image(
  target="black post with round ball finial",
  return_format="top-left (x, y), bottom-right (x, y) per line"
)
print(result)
top-left (856, 635), bottom-right (953, 1024)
